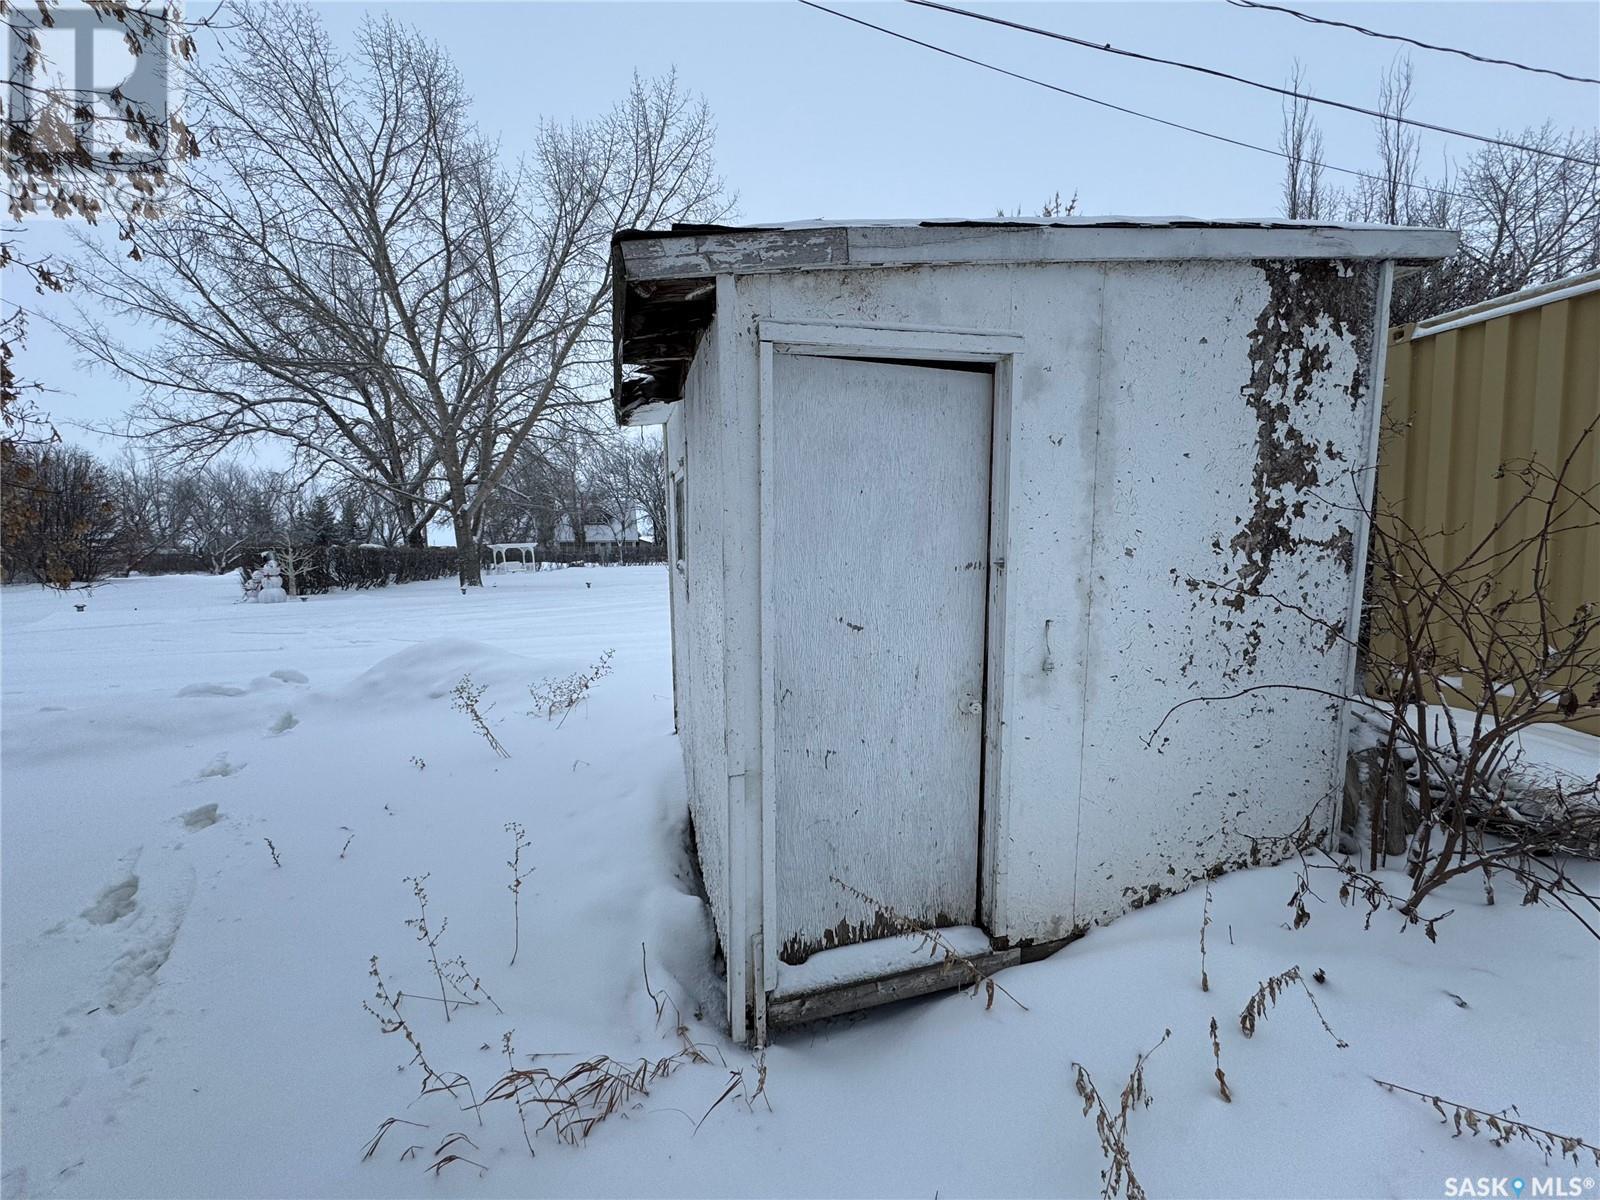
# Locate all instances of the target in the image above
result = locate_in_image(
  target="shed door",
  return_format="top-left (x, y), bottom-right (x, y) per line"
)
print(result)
top-left (771, 352), bottom-right (991, 965)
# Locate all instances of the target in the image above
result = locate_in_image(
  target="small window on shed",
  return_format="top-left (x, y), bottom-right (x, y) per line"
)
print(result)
top-left (673, 473), bottom-right (687, 571)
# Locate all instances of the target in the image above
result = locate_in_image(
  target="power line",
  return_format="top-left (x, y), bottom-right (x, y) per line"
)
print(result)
top-left (903, 0), bottom-right (1600, 166)
top-left (1227, 0), bottom-right (1600, 87)
top-left (797, 0), bottom-right (1474, 204)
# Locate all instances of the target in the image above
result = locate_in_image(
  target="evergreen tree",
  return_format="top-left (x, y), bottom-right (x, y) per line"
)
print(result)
top-left (302, 495), bottom-right (337, 547)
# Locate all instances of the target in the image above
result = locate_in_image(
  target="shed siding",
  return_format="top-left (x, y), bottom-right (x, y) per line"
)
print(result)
top-left (672, 323), bottom-right (733, 968)
top-left (726, 258), bottom-right (1375, 946)
top-left (1074, 261), bottom-right (1378, 924)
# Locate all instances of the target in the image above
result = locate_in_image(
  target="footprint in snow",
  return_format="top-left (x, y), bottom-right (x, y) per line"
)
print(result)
top-left (100, 864), bottom-right (196, 1015)
top-left (82, 877), bottom-right (139, 926)
top-left (100, 1023), bottom-right (145, 1068)
top-left (267, 710), bottom-right (298, 736)
top-left (195, 754), bottom-right (244, 781)
top-left (180, 804), bottom-right (221, 831)
top-left (176, 682), bottom-right (246, 699)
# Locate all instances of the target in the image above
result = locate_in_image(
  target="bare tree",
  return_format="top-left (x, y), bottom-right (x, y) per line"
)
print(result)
top-left (1457, 123), bottom-right (1600, 289)
top-left (1375, 57), bottom-right (1421, 224)
top-left (1390, 124), bottom-right (1599, 323)
top-left (1317, 57), bottom-right (1598, 324)
top-left (182, 462), bottom-right (289, 572)
top-left (1278, 61), bottom-right (1329, 221)
top-left (589, 430), bottom-right (667, 549)
top-left (0, 442), bottom-right (119, 585)
top-left (64, 5), bottom-right (727, 586)
top-left (109, 449), bottom-right (189, 571)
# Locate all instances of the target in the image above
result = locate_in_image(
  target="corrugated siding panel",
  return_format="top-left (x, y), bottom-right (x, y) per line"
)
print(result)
top-left (1378, 285), bottom-right (1600, 732)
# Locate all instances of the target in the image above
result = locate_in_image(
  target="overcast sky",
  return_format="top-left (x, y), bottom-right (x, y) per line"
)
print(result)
top-left (11, 0), bottom-right (1599, 449)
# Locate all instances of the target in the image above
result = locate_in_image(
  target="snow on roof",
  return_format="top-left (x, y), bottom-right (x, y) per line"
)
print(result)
top-left (614, 214), bottom-right (1451, 237)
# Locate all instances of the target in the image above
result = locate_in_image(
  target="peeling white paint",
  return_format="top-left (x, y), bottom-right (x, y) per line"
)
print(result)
top-left (663, 255), bottom-right (1391, 1033)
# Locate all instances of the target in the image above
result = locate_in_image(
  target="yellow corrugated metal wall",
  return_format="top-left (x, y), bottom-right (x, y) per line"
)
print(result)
top-left (1377, 275), bottom-right (1600, 732)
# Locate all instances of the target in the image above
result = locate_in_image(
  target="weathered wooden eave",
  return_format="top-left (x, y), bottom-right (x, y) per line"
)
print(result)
top-left (612, 218), bottom-right (1460, 424)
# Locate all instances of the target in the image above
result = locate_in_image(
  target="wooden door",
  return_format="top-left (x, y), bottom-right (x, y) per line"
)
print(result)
top-left (770, 353), bottom-right (992, 965)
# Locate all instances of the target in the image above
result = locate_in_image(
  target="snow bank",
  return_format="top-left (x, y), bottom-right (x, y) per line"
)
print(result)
top-left (3, 569), bottom-right (1596, 1199)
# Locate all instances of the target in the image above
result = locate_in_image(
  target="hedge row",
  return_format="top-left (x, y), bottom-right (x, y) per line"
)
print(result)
top-left (238, 544), bottom-right (477, 594)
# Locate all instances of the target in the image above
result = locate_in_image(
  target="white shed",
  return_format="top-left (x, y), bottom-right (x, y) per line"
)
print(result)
top-left (613, 218), bottom-right (1457, 1043)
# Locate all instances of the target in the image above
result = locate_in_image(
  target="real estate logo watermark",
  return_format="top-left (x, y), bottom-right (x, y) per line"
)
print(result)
top-left (4, 0), bottom-right (187, 219)
top-left (1444, 1176), bottom-right (1596, 1198)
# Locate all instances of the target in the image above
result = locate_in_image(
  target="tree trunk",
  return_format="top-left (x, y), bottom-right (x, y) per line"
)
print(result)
top-left (454, 515), bottom-right (483, 588)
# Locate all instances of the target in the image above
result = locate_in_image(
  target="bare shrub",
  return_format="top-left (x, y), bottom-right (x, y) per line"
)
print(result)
top-left (527, 650), bottom-right (616, 726)
top-left (404, 875), bottom-right (453, 1018)
top-left (451, 675), bottom-right (509, 758)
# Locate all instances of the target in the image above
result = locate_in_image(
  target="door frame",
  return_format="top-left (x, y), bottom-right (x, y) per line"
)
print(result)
top-left (753, 319), bottom-right (1024, 1031)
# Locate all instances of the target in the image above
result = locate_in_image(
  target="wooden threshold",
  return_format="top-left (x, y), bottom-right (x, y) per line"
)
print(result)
top-left (766, 946), bottom-right (1023, 1031)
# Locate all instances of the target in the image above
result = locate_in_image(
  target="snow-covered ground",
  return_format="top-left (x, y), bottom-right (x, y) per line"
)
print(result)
top-left (3, 568), bottom-right (1597, 1199)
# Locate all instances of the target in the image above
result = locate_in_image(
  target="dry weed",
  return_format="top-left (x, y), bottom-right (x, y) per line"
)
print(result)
top-left (1207, 1017), bottom-right (1232, 1103)
top-left (1071, 1029), bottom-right (1170, 1200)
top-left (452, 674), bottom-right (509, 758)
top-left (1375, 1078), bottom-right (1600, 1166)
top-left (1238, 965), bottom-right (1348, 1048)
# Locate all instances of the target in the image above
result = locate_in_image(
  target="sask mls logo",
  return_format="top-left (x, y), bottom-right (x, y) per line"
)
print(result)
top-left (1445, 1177), bottom-right (1597, 1198)
top-left (5, 1), bottom-right (186, 214)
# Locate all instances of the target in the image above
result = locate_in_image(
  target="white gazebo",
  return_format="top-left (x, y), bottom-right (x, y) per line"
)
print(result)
top-left (487, 542), bottom-right (539, 571)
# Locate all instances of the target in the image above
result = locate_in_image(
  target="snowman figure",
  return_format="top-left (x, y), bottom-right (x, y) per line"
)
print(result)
top-left (242, 567), bottom-right (263, 602)
top-left (259, 554), bottom-right (287, 603)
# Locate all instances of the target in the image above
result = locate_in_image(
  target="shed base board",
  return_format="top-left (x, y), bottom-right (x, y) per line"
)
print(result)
top-left (766, 946), bottom-right (1023, 1031)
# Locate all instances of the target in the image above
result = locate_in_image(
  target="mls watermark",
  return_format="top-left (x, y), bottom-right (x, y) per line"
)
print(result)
top-left (1444, 1176), bottom-right (1597, 1198)
top-left (4, 0), bottom-right (190, 219)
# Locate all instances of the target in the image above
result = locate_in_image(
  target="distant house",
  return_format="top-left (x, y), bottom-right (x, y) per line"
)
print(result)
top-left (554, 508), bottom-right (652, 546)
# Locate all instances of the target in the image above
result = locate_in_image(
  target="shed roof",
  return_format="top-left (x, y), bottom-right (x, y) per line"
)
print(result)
top-left (1405, 267), bottom-right (1600, 341)
top-left (612, 217), bottom-right (1459, 425)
